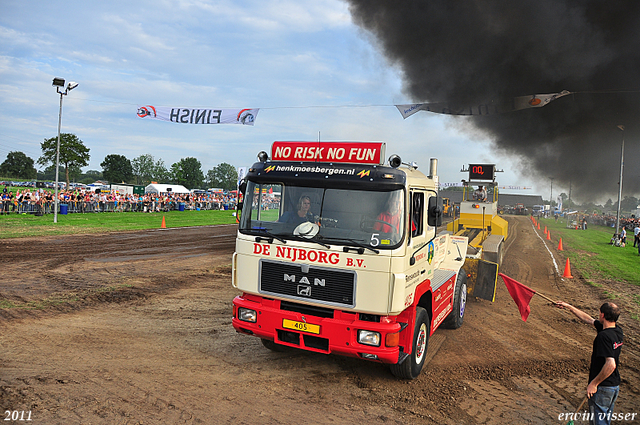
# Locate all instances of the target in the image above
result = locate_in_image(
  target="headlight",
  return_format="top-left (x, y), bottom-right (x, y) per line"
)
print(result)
top-left (238, 307), bottom-right (257, 323)
top-left (358, 330), bottom-right (381, 347)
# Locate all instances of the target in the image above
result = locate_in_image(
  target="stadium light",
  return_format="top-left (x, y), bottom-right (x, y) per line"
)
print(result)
top-left (52, 77), bottom-right (78, 223)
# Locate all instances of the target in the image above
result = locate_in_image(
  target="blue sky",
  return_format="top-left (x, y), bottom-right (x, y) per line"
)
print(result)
top-left (0, 0), bottom-right (546, 196)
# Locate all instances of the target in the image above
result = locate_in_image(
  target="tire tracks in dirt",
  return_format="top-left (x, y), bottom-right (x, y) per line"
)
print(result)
top-left (1, 218), bottom-right (639, 424)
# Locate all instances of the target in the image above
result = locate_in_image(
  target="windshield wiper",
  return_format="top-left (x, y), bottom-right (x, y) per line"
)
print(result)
top-left (251, 228), bottom-right (287, 244)
top-left (322, 237), bottom-right (379, 254)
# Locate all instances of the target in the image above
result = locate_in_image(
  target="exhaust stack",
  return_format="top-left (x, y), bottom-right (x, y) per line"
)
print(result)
top-left (429, 158), bottom-right (438, 179)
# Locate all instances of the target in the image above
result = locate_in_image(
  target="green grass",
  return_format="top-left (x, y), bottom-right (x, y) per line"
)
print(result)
top-left (254, 209), bottom-right (280, 221)
top-left (536, 217), bottom-right (639, 286)
top-left (0, 209), bottom-right (237, 239)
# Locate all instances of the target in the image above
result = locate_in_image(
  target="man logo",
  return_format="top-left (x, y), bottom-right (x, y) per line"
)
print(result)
top-left (284, 274), bottom-right (325, 286)
top-left (297, 285), bottom-right (311, 297)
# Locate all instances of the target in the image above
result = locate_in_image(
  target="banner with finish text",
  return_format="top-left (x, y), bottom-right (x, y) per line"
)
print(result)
top-left (137, 105), bottom-right (259, 125)
top-left (396, 90), bottom-right (571, 118)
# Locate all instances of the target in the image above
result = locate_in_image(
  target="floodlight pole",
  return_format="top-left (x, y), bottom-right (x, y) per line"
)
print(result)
top-left (549, 177), bottom-right (554, 214)
top-left (52, 78), bottom-right (77, 223)
top-left (615, 125), bottom-right (625, 236)
top-left (54, 91), bottom-right (63, 223)
top-left (566, 180), bottom-right (572, 227)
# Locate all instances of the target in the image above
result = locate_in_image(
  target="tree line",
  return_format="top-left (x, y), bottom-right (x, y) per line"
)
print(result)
top-left (2, 133), bottom-right (637, 212)
top-left (0, 133), bottom-right (238, 190)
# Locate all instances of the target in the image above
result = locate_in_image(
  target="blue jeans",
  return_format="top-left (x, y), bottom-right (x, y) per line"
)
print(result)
top-left (588, 385), bottom-right (619, 425)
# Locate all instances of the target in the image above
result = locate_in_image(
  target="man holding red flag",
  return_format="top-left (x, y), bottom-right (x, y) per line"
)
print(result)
top-left (556, 301), bottom-right (624, 425)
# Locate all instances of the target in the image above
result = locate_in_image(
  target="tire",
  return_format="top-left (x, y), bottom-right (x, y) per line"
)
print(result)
top-left (390, 307), bottom-right (430, 379)
top-left (261, 338), bottom-right (287, 352)
top-left (442, 270), bottom-right (468, 329)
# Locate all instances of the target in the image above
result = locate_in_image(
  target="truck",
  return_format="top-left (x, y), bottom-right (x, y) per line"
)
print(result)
top-left (446, 164), bottom-right (508, 266)
top-left (532, 205), bottom-right (545, 217)
top-left (231, 141), bottom-right (499, 379)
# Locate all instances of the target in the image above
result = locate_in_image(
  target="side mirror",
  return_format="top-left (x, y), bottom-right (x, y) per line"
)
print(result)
top-left (238, 179), bottom-right (247, 195)
top-left (428, 196), bottom-right (442, 227)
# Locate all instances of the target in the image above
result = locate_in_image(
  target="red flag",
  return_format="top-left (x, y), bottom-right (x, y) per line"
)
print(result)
top-left (499, 273), bottom-right (536, 321)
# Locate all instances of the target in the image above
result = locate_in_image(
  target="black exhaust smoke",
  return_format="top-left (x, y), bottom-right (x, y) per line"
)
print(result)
top-left (347, 0), bottom-right (640, 202)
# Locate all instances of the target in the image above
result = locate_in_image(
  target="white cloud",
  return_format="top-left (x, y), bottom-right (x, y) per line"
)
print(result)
top-left (182, 0), bottom-right (351, 32)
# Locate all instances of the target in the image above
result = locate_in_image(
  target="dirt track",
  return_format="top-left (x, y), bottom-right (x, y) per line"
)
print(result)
top-left (1, 217), bottom-right (639, 424)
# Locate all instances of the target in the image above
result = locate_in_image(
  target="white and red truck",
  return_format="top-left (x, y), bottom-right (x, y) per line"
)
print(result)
top-left (231, 141), bottom-right (482, 379)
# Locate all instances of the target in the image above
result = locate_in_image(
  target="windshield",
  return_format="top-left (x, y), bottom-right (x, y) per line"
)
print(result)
top-left (240, 182), bottom-right (405, 249)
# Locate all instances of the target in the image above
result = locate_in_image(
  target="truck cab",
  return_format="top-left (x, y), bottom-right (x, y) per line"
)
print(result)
top-left (232, 141), bottom-right (471, 379)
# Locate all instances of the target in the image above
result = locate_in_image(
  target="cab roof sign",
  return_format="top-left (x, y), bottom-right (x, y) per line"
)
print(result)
top-left (271, 141), bottom-right (386, 165)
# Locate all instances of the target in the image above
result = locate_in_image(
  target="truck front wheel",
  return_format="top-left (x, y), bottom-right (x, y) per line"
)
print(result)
top-left (390, 307), bottom-right (430, 379)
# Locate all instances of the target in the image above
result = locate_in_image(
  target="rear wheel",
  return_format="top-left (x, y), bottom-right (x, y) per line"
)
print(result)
top-left (390, 307), bottom-right (429, 379)
top-left (442, 270), bottom-right (467, 329)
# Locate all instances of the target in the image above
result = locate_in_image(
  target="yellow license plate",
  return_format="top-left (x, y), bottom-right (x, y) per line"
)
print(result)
top-left (282, 319), bottom-right (320, 334)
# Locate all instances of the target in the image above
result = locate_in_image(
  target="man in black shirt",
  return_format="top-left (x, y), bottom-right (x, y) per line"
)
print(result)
top-left (556, 301), bottom-right (623, 425)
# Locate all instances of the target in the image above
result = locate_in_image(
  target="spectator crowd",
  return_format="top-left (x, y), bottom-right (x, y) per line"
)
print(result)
top-left (1, 186), bottom-right (237, 215)
top-left (587, 213), bottom-right (639, 231)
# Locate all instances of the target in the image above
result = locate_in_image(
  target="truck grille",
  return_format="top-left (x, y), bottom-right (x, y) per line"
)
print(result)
top-left (259, 260), bottom-right (356, 308)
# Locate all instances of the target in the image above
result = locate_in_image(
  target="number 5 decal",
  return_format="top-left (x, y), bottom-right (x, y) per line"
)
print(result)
top-left (370, 233), bottom-right (380, 247)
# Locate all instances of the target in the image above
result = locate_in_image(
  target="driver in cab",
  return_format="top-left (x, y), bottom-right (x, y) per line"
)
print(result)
top-left (279, 195), bottom-right (315, 226)
top-left (374, 192), bottom-right (403, 234)
top-left (473, 185), bottom-right (487, 202)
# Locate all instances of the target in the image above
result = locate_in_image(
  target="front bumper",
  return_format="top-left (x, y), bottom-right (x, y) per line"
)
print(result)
top-left (232, 293), bottom-right (404, 364)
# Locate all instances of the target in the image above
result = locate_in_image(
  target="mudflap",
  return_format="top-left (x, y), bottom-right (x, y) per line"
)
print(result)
top-left (424, 333), bottom-right (446, 365)
top-left (464, 258), bottom-right (499, 302)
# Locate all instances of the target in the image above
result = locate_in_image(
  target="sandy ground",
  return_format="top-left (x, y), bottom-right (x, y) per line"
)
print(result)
top-left (1, 217), bottom-right (639, 424)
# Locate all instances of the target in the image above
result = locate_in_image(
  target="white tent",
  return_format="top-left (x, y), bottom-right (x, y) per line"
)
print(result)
top-left (145, 183), bottom-right (190, 194)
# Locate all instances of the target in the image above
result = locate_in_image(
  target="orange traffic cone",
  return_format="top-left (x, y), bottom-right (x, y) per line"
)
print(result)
top-left (537, 222), bottom-right (540, 230)
top-left (558, 238), bottom-right (563, 251)
top-left (161, 216), bottom-right (166, 229)
top-left (547, 230), bottom-right (551, 240)
top-left (544, 226), bottom-right (547, 235)
top-left (563, 258), bottom-right (573, 278)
